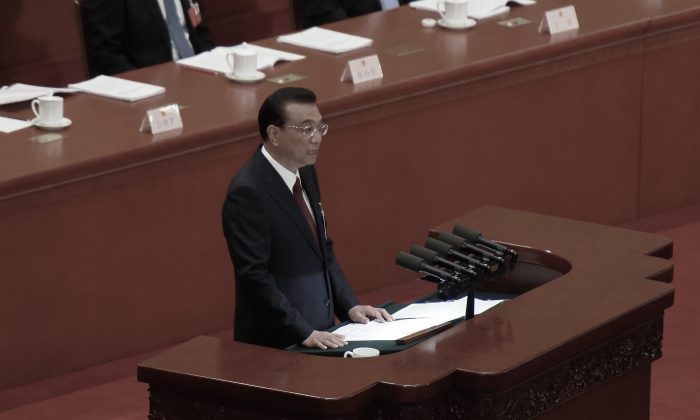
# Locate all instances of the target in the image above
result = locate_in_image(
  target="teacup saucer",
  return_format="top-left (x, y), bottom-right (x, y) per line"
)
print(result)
top-left (33, 117), bottom-right (72, 131)
top-left (225, 71), bottom-right (266, 84)
top-left (438, 18), bottom-right (477, 30)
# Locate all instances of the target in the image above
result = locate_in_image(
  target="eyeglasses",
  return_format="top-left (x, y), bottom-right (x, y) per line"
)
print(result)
top-left (284, 123), bottom-right (329, 138)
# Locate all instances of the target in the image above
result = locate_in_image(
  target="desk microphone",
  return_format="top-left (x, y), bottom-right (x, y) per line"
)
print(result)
top-left (453, 225), bottom-right (515, 255)
top-left (396, 251), bottom-right (458, 283)
top-left (437, 232), bottom-right (506, 264)
top-left (424, 238), bottom-right (492, 273)
top-left (410, 245), bottom-right (477, 277)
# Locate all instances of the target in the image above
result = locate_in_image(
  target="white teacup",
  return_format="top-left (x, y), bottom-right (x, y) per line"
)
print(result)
top-left (343, 347), bottom-right (380, 358)
top-left (438, 0), bottom-right (469, 24)
top-left (31, 95), bottom-right (64, 126)
top-left (227, 45), bottom-right (258, 78)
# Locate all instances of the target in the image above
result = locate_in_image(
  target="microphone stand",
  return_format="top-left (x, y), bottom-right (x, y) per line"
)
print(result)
top-left (466, 283), bottom-right (476, 320)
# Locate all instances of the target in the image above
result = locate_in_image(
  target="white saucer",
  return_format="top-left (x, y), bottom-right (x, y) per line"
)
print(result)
top-left (438, 18), bottom-right (477, 30)
top-left (33, 117), bottom-right (72, 131)
top-left (225, 71), bottom-right (266, 83)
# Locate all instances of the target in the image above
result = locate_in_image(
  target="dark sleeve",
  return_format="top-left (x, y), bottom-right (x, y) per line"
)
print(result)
top-left (83, 0), bottom-right (137, 75)
top-left (299, 0), bottom-right (349, 28)
top-left (223, 184), bottom-right (315, 344)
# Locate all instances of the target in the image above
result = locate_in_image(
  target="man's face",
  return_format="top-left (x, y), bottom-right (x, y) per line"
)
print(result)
top-left (268, 102), bottom-right (324, 172)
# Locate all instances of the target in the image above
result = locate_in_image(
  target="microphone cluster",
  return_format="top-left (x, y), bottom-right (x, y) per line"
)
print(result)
top-left (396, 225), bottom-right (518, 305)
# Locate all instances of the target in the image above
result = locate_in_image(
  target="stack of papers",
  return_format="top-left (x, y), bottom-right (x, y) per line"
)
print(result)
top-left (68, 75), bottom-right (165, 102)
top-left (0, 84), bottom-right (78, 106)
top-left (277, 27), bottom-right (373, 54)
top-left (0, 116), bottom-right (32, 134)
top-left (334, 296), bottom-right (505, 341)
top-left (178, 44), bottom-right (305, 74)
top-left (411, 0), bottom-right (536, 20)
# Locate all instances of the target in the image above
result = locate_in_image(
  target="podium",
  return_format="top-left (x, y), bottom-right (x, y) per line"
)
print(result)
top-left (137, 207), bottom-right (673, 419)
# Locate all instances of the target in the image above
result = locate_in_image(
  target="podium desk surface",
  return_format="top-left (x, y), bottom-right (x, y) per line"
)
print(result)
top-left (138, 206), bottom-right (673, 418)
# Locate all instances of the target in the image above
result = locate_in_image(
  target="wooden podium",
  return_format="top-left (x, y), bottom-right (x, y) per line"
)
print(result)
top-left (137, 207), bottom-right (674, 419)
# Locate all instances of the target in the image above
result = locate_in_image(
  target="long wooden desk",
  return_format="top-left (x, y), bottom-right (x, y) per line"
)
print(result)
top-left (1, 0), bottom-right (697, 390)
top-left (137, 206), bottom-right (675, 419)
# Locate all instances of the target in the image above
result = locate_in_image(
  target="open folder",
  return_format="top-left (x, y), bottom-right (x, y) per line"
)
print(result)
top-left (177, 44), bottom-right (305, 74)
top-left (69, 75), bottom-right (165, 102)
top-left (410, 0), bottom-right (536, 20)
top-left (333, 296), bottom-right (504, 341)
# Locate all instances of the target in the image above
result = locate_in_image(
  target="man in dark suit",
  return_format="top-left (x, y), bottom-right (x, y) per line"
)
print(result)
top-left (83, 0), bottom-right (214, 75)
top-left (222, 87), bottom-right (392, 349)
top-left (296, 0), bottom-right (412, 28)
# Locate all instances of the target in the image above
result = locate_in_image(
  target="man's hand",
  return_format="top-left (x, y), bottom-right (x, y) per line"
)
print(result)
top-left (301, 330), bottom-right (348, 349)
top-left (348, 305), bottom-right (394, 324)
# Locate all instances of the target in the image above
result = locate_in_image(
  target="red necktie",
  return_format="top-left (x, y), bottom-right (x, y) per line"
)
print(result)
top-left (293, 178), bottom-right (318, 240)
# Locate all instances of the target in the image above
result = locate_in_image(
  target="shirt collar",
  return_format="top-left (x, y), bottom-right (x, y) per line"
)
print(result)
top-left (261, 144), bottom-right (299, 193)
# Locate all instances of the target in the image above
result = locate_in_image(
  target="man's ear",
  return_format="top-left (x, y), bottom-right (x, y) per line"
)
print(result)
top-left (266, 125), bottom-right (280, 146)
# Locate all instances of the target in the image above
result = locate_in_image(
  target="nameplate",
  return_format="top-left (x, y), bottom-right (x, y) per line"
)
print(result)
top-left (140, 103), bottom-right (183, 134)
top-left (341, 54), bottom-right (383, 84)
top-left (539, 5), bottom-right (579, 35)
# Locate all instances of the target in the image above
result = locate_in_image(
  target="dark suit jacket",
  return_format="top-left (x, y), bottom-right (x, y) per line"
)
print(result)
top-left (297, 0), bottom-right (411, 28)
top-left (84, 0), bottom-right (213, 75)
top-left (222, 147), bottom-right (359, 349)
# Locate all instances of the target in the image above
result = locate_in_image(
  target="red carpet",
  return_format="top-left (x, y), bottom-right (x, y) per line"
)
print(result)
top-left (1, 207), bottom-right (699, 419)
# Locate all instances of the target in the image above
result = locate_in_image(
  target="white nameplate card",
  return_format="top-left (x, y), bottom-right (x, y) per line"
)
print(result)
top-left (539, 5), bottom-right (579, 35)
top-left (140, 104), bottom-right (183, 134)
top-left (340, 55), bottom-right (383, 84)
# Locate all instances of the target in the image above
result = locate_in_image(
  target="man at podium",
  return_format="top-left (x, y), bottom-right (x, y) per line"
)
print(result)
top-left (222, 87), bottom-right (392, 350)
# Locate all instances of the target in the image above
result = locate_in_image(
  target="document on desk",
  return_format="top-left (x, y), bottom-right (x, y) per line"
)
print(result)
top-left (68, 75), bottom-right (165, 102)
top-left (0, 84), bottom-right (78, 106)
top-left (334, 297), bottom-right (505, 341)
top-left (0, 116), bottom-right (32, 133)
top-left (177, 44), bottom-right (305, 74)
top-left (277, 27), bottom-right (373, 54)
top-left (410, 0), bottom-right (536, 20)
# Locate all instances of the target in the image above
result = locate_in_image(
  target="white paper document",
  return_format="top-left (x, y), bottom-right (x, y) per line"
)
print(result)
top-left (68, 75), bottom-right (165, 102)
top-left (0, 84), bottom-right (78, 106)
top-left (277, 27), bottom-right (373, 54)
top-left (334, 297), bottom-right (505, 341)
top-left (411, 0), bottom-right (536, 20)
top-left (0, 116), bottom-right (32, 133)
top-left (178, 44), bottom-right (306, 74)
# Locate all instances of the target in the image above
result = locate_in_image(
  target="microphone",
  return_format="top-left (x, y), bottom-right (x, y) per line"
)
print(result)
top-left (424, 238), bottom-right (492, 273)
top-left (437, 232), bottom-right (506, 264)
top-left (410, 245), bottom-right (477, 278)
top-left (453, 225), bottom-right (518, 266)
top-left (453, 225), bottom-right (509, 254)
top-left (396, 251), bottom-right (459, 282)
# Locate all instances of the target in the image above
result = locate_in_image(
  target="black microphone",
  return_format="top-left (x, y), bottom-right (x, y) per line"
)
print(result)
top-left (424, 238), bottom-right (492, 273)
top-left (453, 225), bottom-right (510, 254)
top-left (453, 225), bottom-right (518, 267)
top-left (396, 251), bottom-right (458, 282)
top-left (410, 245), bottom-right (477, 278)
top-left (437, 232), bottom-right (506, 264)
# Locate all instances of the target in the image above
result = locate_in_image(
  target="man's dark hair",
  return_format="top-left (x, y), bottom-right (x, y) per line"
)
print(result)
top-left (258, 87), bottom-right (317, 140)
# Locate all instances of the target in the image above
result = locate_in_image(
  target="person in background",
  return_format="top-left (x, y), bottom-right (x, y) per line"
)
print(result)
top-left (296, 0), bottom-right (412, 29)
top-left (83, 0), bottom-right (214, 75)
top-left (222, 87), bottom-right (393, 349)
